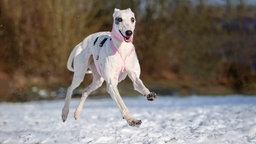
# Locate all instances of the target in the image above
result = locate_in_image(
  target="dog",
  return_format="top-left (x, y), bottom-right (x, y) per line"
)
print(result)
top-left (62, 8), bottom-right (157, 126)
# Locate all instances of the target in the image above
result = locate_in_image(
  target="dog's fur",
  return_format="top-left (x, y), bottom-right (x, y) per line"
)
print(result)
top-left (62, 8), bottom-right (157, 126)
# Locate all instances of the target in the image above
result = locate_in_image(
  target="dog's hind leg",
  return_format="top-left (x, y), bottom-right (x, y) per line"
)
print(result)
top-left (62, 72), bottom-right (86, 122)
top-left (62, 48), bottom-right (90, 122)
top-left (74, 57), bottom-right (104, 120)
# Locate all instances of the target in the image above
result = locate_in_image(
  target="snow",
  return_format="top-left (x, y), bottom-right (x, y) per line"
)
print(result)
top-left (0, 95), bottom-right (256, 144)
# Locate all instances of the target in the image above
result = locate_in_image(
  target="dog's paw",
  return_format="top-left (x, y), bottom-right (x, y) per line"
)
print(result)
top-left (62, 108), bottom-right (69, 122)
top-left (74, 109), bottom-right (81, 120)
top-left (146, 92), bottom-right (157, 101)
top-left (127, 119), bottom-right (142, 127)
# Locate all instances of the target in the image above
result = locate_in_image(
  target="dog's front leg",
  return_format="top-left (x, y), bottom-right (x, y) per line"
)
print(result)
top-left (106, 81), bottom-right (142, 126)
top-left (128, 72), bottom-right (157, 101)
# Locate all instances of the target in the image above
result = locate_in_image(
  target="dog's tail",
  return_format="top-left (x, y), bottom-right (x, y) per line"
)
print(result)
top-left (67, 45), bottom-right (79, 72)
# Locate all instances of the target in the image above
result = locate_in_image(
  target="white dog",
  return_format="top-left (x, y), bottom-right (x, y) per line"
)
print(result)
top-left (62, 8), bottom-right (157, 126)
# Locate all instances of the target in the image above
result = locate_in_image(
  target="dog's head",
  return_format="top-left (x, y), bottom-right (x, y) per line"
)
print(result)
top-left (112, 8), bottom-right (136, 42)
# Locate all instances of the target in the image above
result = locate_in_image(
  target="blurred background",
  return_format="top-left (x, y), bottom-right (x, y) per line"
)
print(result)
top-left (0, 0), bottom-right (256, 101)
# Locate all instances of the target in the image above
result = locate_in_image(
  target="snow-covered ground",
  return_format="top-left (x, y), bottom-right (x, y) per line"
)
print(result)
top-left (0, 95), bottom-right (256, 144)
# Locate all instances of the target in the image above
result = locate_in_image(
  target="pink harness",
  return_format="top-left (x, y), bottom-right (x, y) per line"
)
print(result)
top-left (95, 28), bottom-right (134, 80)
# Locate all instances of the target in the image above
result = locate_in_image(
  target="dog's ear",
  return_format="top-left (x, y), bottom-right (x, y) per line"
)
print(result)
top-left (126, 8), bottom-right (134, 15)
top-left (114, 8), bottom-right (120, 13)
top-left (113, 8), bottom-right (120, 17)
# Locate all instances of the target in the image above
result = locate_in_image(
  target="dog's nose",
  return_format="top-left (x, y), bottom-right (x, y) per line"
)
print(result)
top-left (125, 30), bottom-right (133, 37)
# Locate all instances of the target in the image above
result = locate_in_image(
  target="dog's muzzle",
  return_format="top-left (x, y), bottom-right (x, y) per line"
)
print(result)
top-left (119, 30), bottom-right (133, 42)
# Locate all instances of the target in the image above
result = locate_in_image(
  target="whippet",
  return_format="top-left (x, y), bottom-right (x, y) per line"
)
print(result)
top-left (62, 8), bottom-right (157, 126)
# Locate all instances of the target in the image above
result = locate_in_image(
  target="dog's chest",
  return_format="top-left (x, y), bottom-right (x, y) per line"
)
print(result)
top-left (92, 35), bottom-right (135, 80)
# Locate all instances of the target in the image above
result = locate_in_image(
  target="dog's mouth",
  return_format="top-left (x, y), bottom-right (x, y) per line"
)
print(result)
top-left (119, 30), bottom-right (132, 42)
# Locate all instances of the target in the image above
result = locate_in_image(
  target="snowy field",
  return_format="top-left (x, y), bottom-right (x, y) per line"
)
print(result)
top-left (0, 95), bottom-right (256, 144)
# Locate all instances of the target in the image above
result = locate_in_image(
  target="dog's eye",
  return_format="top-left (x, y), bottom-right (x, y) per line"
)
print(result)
top-left (116, 17), bottom-right (123, 23)
top-left (131, 17), bottom-right (135, 23)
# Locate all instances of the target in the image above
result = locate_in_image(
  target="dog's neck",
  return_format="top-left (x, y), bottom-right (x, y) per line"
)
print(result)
top-left (111, 28), bottom-right (122, 49)
top-left (111, 35), bottom-right (122, 49)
